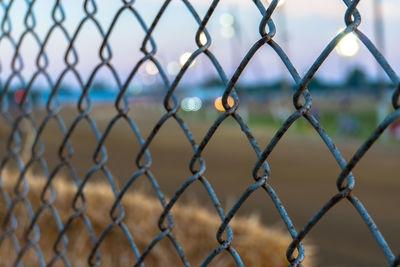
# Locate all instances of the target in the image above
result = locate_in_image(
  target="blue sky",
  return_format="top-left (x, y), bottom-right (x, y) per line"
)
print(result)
top-left (1, 0), bottom-right (399, 89)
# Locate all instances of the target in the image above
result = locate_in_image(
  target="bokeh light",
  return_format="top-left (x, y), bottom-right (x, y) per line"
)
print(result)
top-left (220, 27), bottom-right (235, 39)
top-left (214, 96), bottom-right (234, 111)
top-left (266, 0), bottom-right (287, 8)
top-left (219, 13), bottom-right (234, 27)
top-left (182, 97), bottom-right (202, 112)
top-left (14, 89), bottom-right (27, 104)
top-left (179, 52), bottom-right (196, 68)
top-left (336, 31), bottom-right (359, 57)
top-left (199, 32), bottom-right (208, 46)
top-left (145, 61), bottom-right (159, 75)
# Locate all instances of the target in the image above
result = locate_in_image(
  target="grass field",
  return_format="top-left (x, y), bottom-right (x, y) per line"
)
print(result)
top-left (1, 102), bottom-right (399, 266)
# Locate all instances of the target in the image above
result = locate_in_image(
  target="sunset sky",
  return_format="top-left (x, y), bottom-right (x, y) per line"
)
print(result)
top-left (1, 0), bottom-right (399, 88)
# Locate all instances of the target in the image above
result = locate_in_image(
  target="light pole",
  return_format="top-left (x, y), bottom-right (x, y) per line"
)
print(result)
top-left (373, 0), bottom-right (387, 136)
top-left (266, 0), bottom-right (289, 73)
top-left (266, 0), bottom-right (291, 123)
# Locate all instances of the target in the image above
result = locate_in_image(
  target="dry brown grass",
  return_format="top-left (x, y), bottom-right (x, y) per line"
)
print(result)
top-left (0, 171), bottom-right (314, 266)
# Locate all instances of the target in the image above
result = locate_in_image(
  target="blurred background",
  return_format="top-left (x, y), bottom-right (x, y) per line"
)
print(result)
top-left (1, 0), bottom-right (400, 266)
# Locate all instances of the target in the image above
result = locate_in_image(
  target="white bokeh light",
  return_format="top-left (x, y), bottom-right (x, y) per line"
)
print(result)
top-left (219, 13), bottom-right (234, 27)
top-left (145, 61), bottom-right (159, 75)
top-left (336, 31), bottom-right (359, 57)
top-left (179, 52), bottom-right (196, 68)
top-left (220, 26), bottom-right (235, 39)
top-left (199, 32), bottom-right (208, 46)
top-left (266, 0), bottom-right (287, 8)
top-left (182, 97), bottom-right (202, 112)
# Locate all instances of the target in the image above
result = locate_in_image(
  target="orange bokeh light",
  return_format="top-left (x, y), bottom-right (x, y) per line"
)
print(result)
top-left (214, 96), bottom-right (234, 111)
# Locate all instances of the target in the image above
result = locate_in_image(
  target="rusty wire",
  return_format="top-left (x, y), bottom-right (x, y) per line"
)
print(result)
top-left (0, 0), bottom-right (399, 266)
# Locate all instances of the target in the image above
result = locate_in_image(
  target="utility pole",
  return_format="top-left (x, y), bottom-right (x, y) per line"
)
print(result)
top-left (373, 0), bottom-right (387, 138)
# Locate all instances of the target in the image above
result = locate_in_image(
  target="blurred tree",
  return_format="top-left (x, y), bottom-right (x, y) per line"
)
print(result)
top-left (308, 77), bottom-right (329, 91)
top-left (91, 81), bottom-right (110, 91)
top-left (201, 77), bottom-right (225, 88)
top-left (344, 67), bottom-right (368, 90)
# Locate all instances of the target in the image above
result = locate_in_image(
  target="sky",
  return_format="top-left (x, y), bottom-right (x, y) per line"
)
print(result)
top-left (0, 0), bottom-right (399, 90)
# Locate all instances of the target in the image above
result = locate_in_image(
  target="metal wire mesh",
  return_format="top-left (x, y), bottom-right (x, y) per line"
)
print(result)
top-left (0, 0), bottom-right (399, 266)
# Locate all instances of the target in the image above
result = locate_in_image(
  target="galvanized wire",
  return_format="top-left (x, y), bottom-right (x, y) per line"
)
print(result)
top-left (0, 0), bottom-right (399, 266)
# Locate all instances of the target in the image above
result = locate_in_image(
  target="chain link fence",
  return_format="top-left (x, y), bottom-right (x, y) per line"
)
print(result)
top-left (0, 0), bottom-right (399, 266)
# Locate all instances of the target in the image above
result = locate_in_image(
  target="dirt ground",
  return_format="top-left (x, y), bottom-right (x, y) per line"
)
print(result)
top-left (1, 104), bottom-right (399, 266)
